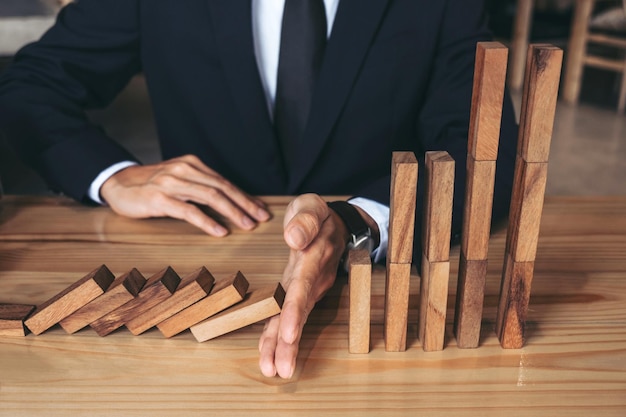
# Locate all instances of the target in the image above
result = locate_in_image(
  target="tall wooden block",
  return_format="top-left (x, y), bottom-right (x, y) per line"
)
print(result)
top-left (90, 267), bottom-right (179, 336)
top-left (0, 303), bottom-right (35, 337)
top-left (506, 156), bottom-right (549, 262)
top-left (454, 158), bottom-right (496, 349)
top-left (496, 253), bottom-right (535, 349)
top-left (453, 255), bottom-right (488, 348)
top-left (383, 261), bottom-right (412, 352)
top-left (422, 151), bottom-right (455, 262)
top-left (59, 269), bottom-right (146, 334)
top-left (388, 151), bottom-right (418, 264)
top-left (125, 267), bottom-right (215, 335)
top-left (25, 265), bottom-right (115, 335)
top-left (517, 44), bottom-right (563, 163)
top-left (418, 254), bottom-right (450, 352)
top-left (348, 250), bottom-right (372, 354)
top-left (467, 42), bottom-right (509, 161)
top-left (190, 283), bottom-right (285, 343)
top-left (461, 157), bottom-right (497, 261)
top-left (157, 271), bottom-right (249, 338)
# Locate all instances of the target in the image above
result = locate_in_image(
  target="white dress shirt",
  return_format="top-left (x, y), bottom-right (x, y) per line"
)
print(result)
top-left (89, 0), bottom-right (389, 261)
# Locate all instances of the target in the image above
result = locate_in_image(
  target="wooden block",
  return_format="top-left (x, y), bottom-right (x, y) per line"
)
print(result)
top-left (495, 252), bottom-right (535, 349)
top-left (418, 253), bottom-right (450, 352)
top-left (125, 267), bottom-right (215, 335)
top-left (59, 268), bottom-right (146, 334)
top-left (422, 151), bottom-right (455, 262)
top-left (157, 271), bottom-right (249, 338)
top-left (383, 261), bottom-right (412, 352)
top-left (461, 157), bottom-right (497, 261)
top-left (190, 283), bottom-right (285, 343)
top-left (506, 156), bottom-right (549, 262)
top-left (0, 303), bottom-right (35, 337)
top-left (90, 267), bottom-right (179, 336)
top-left (517, 44), bottom-right (563, 163)
top-left (453, 254), bottom-right (488, 348)
top-left (348, 250), bottom-right (371, 354)
top-left (388, 151), bottom-right (418, 264)
top-left (467, 41), bottom-right (509, 161)
top-left (25, 265), bottom-right (115, 335)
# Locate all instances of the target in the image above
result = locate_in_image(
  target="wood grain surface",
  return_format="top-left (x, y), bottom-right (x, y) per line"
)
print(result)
top-left (0, 195), bottom-right (625, 416)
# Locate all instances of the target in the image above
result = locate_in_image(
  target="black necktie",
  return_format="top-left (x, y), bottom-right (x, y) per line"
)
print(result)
top-left (274, 0), bottom-right (327, 172)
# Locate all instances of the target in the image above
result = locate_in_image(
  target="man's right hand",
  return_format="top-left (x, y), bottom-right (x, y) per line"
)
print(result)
top-left (99, 154), bottom-right (270, 236)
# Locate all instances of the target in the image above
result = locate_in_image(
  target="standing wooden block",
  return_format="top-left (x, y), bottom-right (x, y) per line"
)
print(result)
top-left (517, 44), bottom-right (563, 163)
top-left (190, 283), bottom-right (285, 343)
top-left (387, 151), bottom-right (418, 264)
top-left (461, 157), bottom-right (497, 261)
top-left (0, 303), bottom-right (35, 337)
top-left (418, 254), bottom-right (450, 352)
top-left (383, 261), bottom-right (412, 352)
top-left (90, 267), bottom-right (179, 336)
top-left (157, 271), bottom-right (249, 338)
top-left (422, 151), bottom-right (455, 262)
top-left (496, 253), bottom-right (535, 349)
top-left (125, 267), bottom-right (215, 335)
top-left (59, 268), bottom-right (146, 334)
top-left (25, 265), bottom-right (115, 335)
top-left (348, 250), bottom-right (371, 354)
top-left (453, 255), bottom-right (488, 348)
top-left (467, 41), bottom-right (509, 161)
top-left (506, 156), bottom-right (549, 262)
top-left (454, 158), bottom-right (496, 349)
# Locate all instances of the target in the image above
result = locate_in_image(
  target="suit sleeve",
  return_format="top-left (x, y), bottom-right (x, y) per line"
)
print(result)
top-left (0, 0), bottom-right (142, 202)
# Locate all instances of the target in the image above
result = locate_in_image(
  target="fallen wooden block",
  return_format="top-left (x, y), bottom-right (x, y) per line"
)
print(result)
top-left (418, 254), bottom-right (450, 352)
top-left (90, 267), bottom-right (179, 336)
top-left (59, 268), bottom-right (146, 334)
top-left (348, 250), bottom-right (372, 354)
top-left (383, 261), bottom-right (412, 352)
top-left (157, 271), bottom-right (249, 338)
top-left (190, 283), bottom-right (285, 343)
top-left (125, 267), bottom-right (215, 335)
top-left (0, 303), bottom-right (35, 337)
top-left (25, 265), bottom-right (115, 335)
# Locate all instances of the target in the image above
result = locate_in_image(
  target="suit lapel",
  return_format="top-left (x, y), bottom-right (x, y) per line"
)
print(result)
top-left (287, 0), bottom-right (391, 192)
top-left (206, 0), bottom-right (287, 187)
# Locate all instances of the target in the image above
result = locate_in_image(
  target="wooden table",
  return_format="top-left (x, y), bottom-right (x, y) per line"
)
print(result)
top-left (1, 195), bottom-right (625, 416)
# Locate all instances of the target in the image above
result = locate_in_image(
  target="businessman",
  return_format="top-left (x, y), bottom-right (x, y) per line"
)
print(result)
top-left (0, 0), bottom-right (518, 378)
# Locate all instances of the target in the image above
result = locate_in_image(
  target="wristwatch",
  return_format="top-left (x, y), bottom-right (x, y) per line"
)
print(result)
top-left (327, 200), bottom-right (375, 271)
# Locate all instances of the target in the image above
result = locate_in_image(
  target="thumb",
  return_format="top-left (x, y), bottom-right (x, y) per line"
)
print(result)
top-left (283, 194), bottom-right (330, 250)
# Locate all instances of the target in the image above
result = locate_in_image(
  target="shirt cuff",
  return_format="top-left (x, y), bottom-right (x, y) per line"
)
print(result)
top-left (87, 161), bottom-right (139, 205)
top-left (348, 197), bottom-right (389, 263)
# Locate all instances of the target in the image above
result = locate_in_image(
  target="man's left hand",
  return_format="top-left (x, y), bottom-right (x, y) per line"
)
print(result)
top-left (257, 193), bottom-right (349, 379)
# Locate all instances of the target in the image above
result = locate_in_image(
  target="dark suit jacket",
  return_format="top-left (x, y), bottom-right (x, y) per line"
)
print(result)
top-left (0, 0), bottom-right (518, 259)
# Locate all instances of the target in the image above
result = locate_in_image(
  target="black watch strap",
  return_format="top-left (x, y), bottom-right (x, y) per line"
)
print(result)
top-left (327, 200), bottom-right (369, 239)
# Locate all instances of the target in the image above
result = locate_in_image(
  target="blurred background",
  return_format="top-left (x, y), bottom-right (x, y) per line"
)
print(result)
top-left (1, 0), bottom-right (625, 196)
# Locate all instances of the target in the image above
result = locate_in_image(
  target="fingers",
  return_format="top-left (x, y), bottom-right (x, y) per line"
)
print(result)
top-left (283, 194), bottom-right (330, 250)
top-left (159, 156), bottom-right (271, 227)
top-left (100, 156), bottom-right (271, 234)
top-left (258, 316), bottom-right (280, 377)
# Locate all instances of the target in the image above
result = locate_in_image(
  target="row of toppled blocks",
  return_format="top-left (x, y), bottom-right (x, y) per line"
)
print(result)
top-left (0, 265), bottom-right (285, 342)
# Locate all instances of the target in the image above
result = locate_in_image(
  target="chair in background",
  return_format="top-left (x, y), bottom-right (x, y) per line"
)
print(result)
top-left (562, 0), bottom-right (626, 113)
